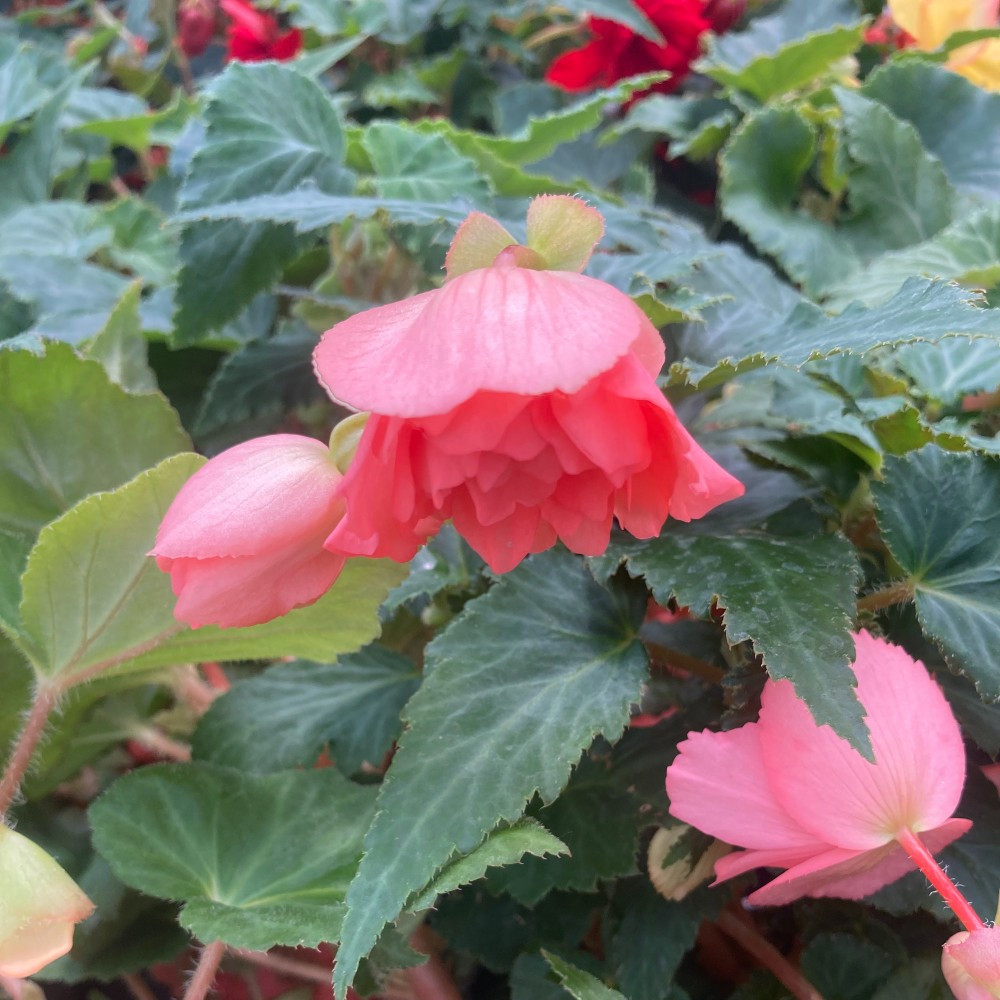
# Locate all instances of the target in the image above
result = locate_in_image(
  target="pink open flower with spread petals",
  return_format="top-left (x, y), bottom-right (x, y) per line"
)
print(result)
top-left (666, 631), bottom-right (971, 906)
top-left (0, 826), bottom-right (95, 978)
top-left (152, 434), bottom-right (346, 629)
top-left (313, 196), bottom-right (744, 574)
top-left (943, 926), bottom-right (1000, 999)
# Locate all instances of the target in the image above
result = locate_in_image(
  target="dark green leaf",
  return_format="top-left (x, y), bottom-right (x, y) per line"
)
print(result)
top-left (333, 550), bottom-right (649, 997)
top-left (193, 646), bottom-right (420, 776)
top-left (542, 952), bottom-right (626, 1000)
top-left (873, 446), bottom-right (1000, 697)
top-left (800, 933), bottom-right (896, 1000)
top-left (175, 63), bottom-right (355, 339)
top-left (615, 527), bottom-right (867, 749)
top-left (889, 335), bottom-right (1000, 404)
top-left (91, 763), bottom-right (377, 950)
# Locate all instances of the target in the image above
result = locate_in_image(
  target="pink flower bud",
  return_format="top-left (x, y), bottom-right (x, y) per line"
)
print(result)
top-left (313, 197), bottom-right (744, 574)
top-left (152, 435), bottom-right (346, 628)
top-left (0, 826), bottom-right (94, 978)
top-left (943, 926), bottom-right (1000, 999)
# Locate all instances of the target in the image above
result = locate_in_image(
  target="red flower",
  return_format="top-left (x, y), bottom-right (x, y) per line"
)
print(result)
top-left (219, 0), bottom-right (302, 62)
top-left (545, 0), bottom-right (712, 96)
top-left (177, 0), bottom-right (216, 56)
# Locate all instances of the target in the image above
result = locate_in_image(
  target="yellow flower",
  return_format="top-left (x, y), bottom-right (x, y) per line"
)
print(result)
top-left (0, 826), bottom-right (94, 978)
top-left (889, 0), bottom-right (1000, 91)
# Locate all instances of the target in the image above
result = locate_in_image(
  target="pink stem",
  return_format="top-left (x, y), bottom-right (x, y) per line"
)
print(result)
top-left (184, 941), bottom-right (227, 1000)
top-left (896, 828), bottom-right (984, 932)
top-left (0, 685), bottom-right (59, 819)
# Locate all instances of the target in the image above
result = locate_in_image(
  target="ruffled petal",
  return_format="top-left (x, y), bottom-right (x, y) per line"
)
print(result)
top-left (744, 818), bottom-right (971, 906)
top-left (666, 723), bottom-right (830, 852)
top-left (759, 632), bottom-right (967, 850)
top-left (314, 267), bottom-right (649, 417)
top-left (154, 435), bottom-right (343, 559)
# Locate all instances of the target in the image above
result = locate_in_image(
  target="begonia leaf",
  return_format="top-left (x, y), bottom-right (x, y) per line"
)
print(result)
top-left (17, 453), bottom-right (403, 683)
top-left (174, 62), bottom-right (355, 340)
top-left (541, 952), bottom-right (626, 1000)
top-left (701, 0), bottom-right (864, 101)
top-left (408, 819), bottom-right (569, 911)
top-left (333, 550), bottom-right (649, 997)
top-left (90, 763), bottom-right (377, 951)
top-left (873, 446), bottom-right (1000, 698)
top-left (608, 525), bottom-right (867, 750)
top-left (862, 61), bottom-right (1000, 202)
top-left (0, 344), bottom-right (188, 541)
top-left (193, 647), bottom-right (420, 776)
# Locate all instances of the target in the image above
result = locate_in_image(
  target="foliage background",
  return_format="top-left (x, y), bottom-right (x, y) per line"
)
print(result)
top-left (2, 0), bottom-right (1000, 998)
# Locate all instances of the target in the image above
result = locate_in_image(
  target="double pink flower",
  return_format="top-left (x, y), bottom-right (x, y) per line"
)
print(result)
top-left (153, 196), bottom-right (742, 626)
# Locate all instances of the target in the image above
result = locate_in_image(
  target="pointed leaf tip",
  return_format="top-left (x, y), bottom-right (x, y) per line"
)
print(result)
top-left (526, 194), bottom-right (605, 272)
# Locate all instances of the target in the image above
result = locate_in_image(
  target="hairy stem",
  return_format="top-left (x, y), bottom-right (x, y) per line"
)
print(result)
top-left (184, 941), bottom-right (227, 1000)
top-left (716, 911), bottom-right (826, 1000)
top-left (229, 948), bottom-right (330, 985)
top-left (644, 640), bottom-right (726, 685)
top-left (896, 828), bottom-right (984, 933)
top-left (857, 580), bottom-right (915, 614)
top-left (0, 684), bottom-right (59, 819)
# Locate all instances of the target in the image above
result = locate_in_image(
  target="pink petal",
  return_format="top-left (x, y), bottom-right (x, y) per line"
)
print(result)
top-left (154, 435), bottom-right (343, 559)
top-left (313, 267), bottom-right (650, 417)
top-left (759, 632), bottom-right (967, 850)
top-left (666, 723), bottom-right (830, 852)
top-left (166, 543), bottom-right (345, 629)
top-left (744, 818), bottom-right (971, 906)
top-left (943, 926), bottom-right (1000, 1000)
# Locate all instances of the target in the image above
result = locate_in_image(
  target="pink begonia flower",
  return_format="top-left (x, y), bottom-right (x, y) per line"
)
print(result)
top-left (314, 196), bottom-right (744, 574)
top-left (0, 826), bottom-right (94, 977)
top-left (152, 434), bottom-right (346, 628)
top-left (943, 926), bottom-right (1000, 999)
top-left (665, 631), bottom-right (971, 906)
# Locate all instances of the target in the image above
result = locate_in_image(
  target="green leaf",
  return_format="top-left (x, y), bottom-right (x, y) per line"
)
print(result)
top-left (824, 205), bottom-right (1000, 308)
top-left (862, 61), bottom-right (1000, 202)
top-left (872, 959), bottom-right (950, 1000)
top-left (610, 878), bottom-right (721, 1000)
top-left (194, 321), bottom-right (323, 434)
top-left (612, 95), bottom-right (736, 160)
top-left (408, 819), bottom-right (569, 912)
top-left (333, 550), bottom-right (649, 997)
top-left (800, 934), bottom-right (896, 1000)
top-left (91, 763), bottom-right (377, 950)
top-left (613, 526), bottom-right (867, 749)
top-left (671, 274), bottom-right (1000, 390)
top-left (701, 0), bottom-right (864, 101)
top-left (17, 453), bottom-right (204, 680)
top-left (175, 62), bottom-right (355, 340)
top-left (720, 107), bottom-right (859, 295)
top-left (174, 186), bottom-right (472, 232)
top-left (82, 282), bottom-right (158, 394)
top-left (0, 343), bottom-right (189, 539)
top-left (363, 121), bottom-right (490, 202)
top-left (129, 556), bottom-right (405, 673)
top-left (487, 750), bottom-right (641, 905)
top-left (0, 254), bottom-right (131, 343)
top-left (102, 198), bottom-right (179, 287)
top-left (835, 88), bottom-right (955, 255)
top-left (0, 44), bottom-right (49, 133)
top-left (38, 855), bottom-right (188, 982)
top-left (193, 646), bottom-right (420, 776)
top-left (889, 335), bottom-right (1000, 403)
top-left (0, 200), bottom-right (109, 259)
top-left (873, 446), bottom-right (1000, 697)
top-left (542, 952), bottom-right (626, 1000)
top-left (382, 525), bottom-right (486, 613)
